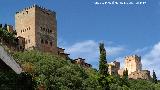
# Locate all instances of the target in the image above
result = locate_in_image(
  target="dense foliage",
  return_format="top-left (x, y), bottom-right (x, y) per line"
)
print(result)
top-left (0, 70), bottom-right (34, 90)
top-left (0, 24), bottom-right (17, 47)
top-left (12, 51), bottom-right (102, 89)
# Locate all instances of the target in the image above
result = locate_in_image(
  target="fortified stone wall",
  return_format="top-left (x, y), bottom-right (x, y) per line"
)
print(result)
top-left (108, 61), bottom-right (120, 75)
top-left (129, 70), bottom-right (151, 80)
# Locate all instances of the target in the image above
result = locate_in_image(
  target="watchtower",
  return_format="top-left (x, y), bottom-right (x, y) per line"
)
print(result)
top-left (15, 4), bottom-right (57, 53)
top-left (124, 55), bottom-right (142, 75)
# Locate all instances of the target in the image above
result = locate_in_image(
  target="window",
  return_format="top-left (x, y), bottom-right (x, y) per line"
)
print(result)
top-left (46, 29), bottom-right (48, 32)
top-left (20, 46), bottom-right (22, 49)
top-left (45, 40), bottom-right (48, 44)
top-left (46, 13), bottom-right (50, 15)
top-left (29, 27), bottom-right (30, 30)
top-left (21, 30), bottom-right (22, 33)
top-left (50, 42), bottom-right (52, 46)
top-left (43, 28), bottom-right (45, 31)
top-left (26, 11), bottom-right (28, 14)
top-left (41, 39), bottom-right (44, 44)
top-left (50, 30), bottom-right (52, 33)
top-left (28, 40), bottom-right (30, 43)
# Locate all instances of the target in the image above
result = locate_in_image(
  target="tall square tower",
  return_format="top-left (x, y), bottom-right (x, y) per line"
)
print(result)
top-left (124, 55), bottom-right (142, 75)
top-left (15, 5), bottom-right (57, 53)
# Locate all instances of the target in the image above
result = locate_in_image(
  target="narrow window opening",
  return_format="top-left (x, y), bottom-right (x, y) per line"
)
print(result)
top-left (50, 30), bottom-right (52, 33)
top-left (50, 42), bottom-right (52, 46)
top-left (45, 40), bottom-right (48, 44)
top-left (41, 39), bottom-right (44, 44)
top-left (26, 11), bottom-right (28, 14)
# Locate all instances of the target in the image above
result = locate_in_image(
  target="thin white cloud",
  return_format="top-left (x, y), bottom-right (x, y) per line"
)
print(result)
top-left (107, 46), bottom-right (125, 56)
top-left (63, 40), bottom-right (125, 68)
top-left (142, 42), bottom-right (160, 79)
top-left (133, 47), bottom-right (150, 55)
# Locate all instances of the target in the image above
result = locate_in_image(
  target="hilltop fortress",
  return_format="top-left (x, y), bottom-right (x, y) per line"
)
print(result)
top-left (12, 4), bottom-right (71, 60)
top-left (5, 4), bottom-right (92, 68)
top-left (108, 55), bottom-right (151, 80)
top-left (1, 5), bottom-right (151, 79)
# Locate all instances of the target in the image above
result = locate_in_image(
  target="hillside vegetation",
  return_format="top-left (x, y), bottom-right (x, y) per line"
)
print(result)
top-left (0, 50), bottom-right (159, 89)
top-left (12, 51), bottom-right (101, 90)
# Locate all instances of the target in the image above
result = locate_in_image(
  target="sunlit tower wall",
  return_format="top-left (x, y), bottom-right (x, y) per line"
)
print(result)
top-left (124, 55), bottom-right (142, 75)
top-left (15, 5), bottom-right (57, 54)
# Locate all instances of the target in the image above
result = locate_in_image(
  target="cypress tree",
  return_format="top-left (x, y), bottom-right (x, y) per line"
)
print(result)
top-left (153, 70), bottom-right (157, 84)
top-left (99, 43), bottom-right (108, 75)
top-left (121, 68), bottom-right (129, 87)
top-left (123, 68), bottom-right (128, 79)
top-left (98, 42), bottom-right (109, 90)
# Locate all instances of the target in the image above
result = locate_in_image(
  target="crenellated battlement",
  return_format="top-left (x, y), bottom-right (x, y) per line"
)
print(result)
top-left (124, 55), bottom-right (142, 75)
top-left (15, 4), bottom-right (56, 15)
top-left (125, 55), bottom-right (141, 61)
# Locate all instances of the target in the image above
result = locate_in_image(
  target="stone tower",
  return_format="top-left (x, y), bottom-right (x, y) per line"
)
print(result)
top-left (124, 55), bottom-right (142, 75)
top-left (15, 4), bottom-right (57, 53)
top-left (108, 61), bottom-right (120, 75)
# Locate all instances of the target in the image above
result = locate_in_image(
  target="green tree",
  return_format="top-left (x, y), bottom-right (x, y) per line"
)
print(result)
top-left (2, 24), bottom-right (7, 30)
top-left (98, 42), bottom-right (110, 90)
top-left (0, 25), bottom-right (17, 47)
top-left (123, 69), bottom-right (128, 79)
top-left (0, 24), bottom-right (2, 28)
top-left (99, 43), bottom-right (108, 76)
top-left (153, 70), bottom-right (158, 84)
top-left (121, 69), bottom-right (129, 87)
top-left (13, 51), bottom-right (101, 89)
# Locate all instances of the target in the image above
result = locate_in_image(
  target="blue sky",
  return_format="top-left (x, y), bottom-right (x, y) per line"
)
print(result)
top-left (0, 0), bottom-right (160, 79)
